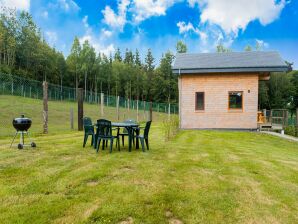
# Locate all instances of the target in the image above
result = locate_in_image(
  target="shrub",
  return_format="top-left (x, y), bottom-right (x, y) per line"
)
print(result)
top-left (284, 125), bottom-right (297, 137)
top-left (162, 116), bottom-right (179, 141)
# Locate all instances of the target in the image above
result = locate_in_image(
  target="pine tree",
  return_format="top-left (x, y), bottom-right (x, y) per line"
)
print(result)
top-left (144, 48), bottom-right (155, 100)
top-left (114, 48), bottom-right (122, 61)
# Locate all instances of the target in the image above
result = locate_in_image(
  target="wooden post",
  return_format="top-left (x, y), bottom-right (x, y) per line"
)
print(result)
top-left (70, 108), bottom-right (74, 130)
top-left (136, 99), bottom-right (139, 122)
top-left (143, 101), bottom-right (146, 119)
top-left (117, 96), bottom-right (120, 121)
top-left (149, 101), bottom-right (153, 121)
top-left (296, 107), bottom-right (298, 136)
top-left (43, 81), bottom-right (48, 134)
top-left (78, 88), bottom-right (83, 131)
top-left (101, 93), bottom-right (104, 116)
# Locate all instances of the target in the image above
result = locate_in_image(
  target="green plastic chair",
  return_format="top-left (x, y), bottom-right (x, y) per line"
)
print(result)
top-left (118, 119), bottom-right (136, 146)
top-left (83, 117), bottom-right (95, 147)
top-left (136, 121), bottom-right (152, 152)
top-left (95, 119), bottom-right (119, 153)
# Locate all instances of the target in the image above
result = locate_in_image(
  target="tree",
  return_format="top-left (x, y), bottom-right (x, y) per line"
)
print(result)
top-left (67, 37), bottom-right (81, 95)
top-left (144, 48), bottom-right (155, 100)
top-left (114, 48), bottom-right (122, 62)
top-left (289, 70), bottom-right (298, 113)
top-left (153, 51), bottom-right (176, 103)
top-left (176, 40), bottom-right (187, 53)
top-left (267, 72), bottom-right (294, 109)
top-left (56, 52), bottom-right (66, 96)
top-left (216, 43), bottom-right (231, 53)
top-left (80, 40), bottom-right (96, 98)
top-left (124, 48), bottom-right (134, 65)
top-left (244, 45), bottom-right (252, 51)
top-left (134, 49), bottom-right (142, 67)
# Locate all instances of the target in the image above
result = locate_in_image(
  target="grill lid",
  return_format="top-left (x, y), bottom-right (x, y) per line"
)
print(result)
top-left (12, 115), bottom-right (32, 131)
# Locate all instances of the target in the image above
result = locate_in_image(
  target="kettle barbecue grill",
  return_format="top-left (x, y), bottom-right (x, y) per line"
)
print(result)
top-left (10, 115), bottom-right (36, 149)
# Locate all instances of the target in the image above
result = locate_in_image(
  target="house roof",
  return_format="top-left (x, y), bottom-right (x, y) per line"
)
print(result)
top-left (172, 51), bottom-right (289, 74)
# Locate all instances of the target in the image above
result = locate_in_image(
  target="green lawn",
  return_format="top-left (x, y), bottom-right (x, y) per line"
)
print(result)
top-left (0, 95), bottom-right (169, 136)
top-left (0, 125), bottom-right (297, 223)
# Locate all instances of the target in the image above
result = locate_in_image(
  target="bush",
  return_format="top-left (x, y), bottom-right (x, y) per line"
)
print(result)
top-left (162, 116), bottom-right (179, 141)
top-left (284, 125), bottom-right (297, 137)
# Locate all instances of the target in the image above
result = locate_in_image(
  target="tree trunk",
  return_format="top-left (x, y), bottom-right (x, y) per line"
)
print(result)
top-left (60, 75), bottom-right (63, 101)
top-left (84, 71), bottom-right (87, 99)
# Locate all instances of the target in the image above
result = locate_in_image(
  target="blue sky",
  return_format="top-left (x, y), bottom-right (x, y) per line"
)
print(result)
top-left (2, 0), bottom-right (298, 68)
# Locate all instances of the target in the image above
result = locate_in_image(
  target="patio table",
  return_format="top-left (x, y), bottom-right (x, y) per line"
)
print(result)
top-left (94, 122), bottom-right (139, 152)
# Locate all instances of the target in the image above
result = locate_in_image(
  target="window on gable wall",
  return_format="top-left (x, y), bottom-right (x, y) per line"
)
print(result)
top-left (195, 92), bottom-right (204, 110)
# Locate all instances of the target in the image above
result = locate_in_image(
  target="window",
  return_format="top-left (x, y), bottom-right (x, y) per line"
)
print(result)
top-left (229, 91), bottom-right (243, 109)
top-left (195, 92), bottom-right (204, 110)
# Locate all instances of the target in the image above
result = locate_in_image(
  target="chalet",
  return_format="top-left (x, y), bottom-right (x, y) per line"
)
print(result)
top-left (172, 51), bottom-right (289, 130)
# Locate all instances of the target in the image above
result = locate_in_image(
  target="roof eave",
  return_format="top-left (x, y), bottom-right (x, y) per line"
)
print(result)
top-left (172, 66), bottom-right (289, 74)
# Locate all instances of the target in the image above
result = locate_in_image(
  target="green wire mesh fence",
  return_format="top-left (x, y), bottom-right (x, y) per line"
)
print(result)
top-left (0, 73), bottom-right (178, 136)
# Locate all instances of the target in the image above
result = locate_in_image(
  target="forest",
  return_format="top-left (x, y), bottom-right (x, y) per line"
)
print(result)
top-left (0, 8), bottom-right (297, 111)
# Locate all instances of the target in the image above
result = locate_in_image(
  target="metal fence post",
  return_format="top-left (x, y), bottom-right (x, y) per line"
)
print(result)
top-left (43, 81), bottom-right (48, 134)
top-left (78, 88), bottom-right (84, 131)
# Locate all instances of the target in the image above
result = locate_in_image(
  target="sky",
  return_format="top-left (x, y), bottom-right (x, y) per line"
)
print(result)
top-left (1, 0), bottom-right (298, 68)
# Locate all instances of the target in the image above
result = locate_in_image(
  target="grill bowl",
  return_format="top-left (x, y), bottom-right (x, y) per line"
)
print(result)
top-left (12, 115), bottom-right (32, 131)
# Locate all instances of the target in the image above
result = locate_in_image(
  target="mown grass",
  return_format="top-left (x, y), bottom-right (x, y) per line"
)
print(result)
top-left (0, 124), bottom-right (297, 223)
top-left (0, 95), bottom-right (170, 136)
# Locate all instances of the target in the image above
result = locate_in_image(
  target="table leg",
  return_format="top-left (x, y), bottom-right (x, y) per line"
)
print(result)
top-left (135, 128), bottom-right (139, 149)
top-left (128, 127), bottom-right (132, 152)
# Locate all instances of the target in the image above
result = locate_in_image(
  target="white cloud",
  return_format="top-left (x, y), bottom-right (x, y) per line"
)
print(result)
top-left (59, 0), bottom-right (79, 11)
top-left (187, 0), bottom-right (201, 8)
top-left (80, 15), bottom-right (115, 55)
top-left (132, 0), bottom-right (178, 23)
top-left (45, 31), bottom-right (58, 46)
top-left (102, 0), bottom-right (130, 31)
top-left (198, 0), bottom-right (286, 34)
top-left (102, 0), bottom-right (180, 30)
top-left (0, 0), bottom-right (30, 11)
top-left (82, 15), bottom-right (89, 29)
top-left (256, 39), bottom-right (269, 49)
top-left (79, 34), bottom-right (115, 55)
top-left (49, 0), bottom-right (80, 12)
top-left (177, 21), bottom-right (208, 43)
top-left (177, 21), bottom-right (195, 34)
top-left (177, 0), bottom-right (286, 52)
top-left (102, 29), bottom-right (113, 38)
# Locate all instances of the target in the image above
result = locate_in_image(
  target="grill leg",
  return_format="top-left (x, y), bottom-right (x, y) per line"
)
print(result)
top-left (26, 131), bottom-right (33, 142)
top-left (20, 131), bottom-right (24, 145)
top-left (10, 132), bottom-right (18, 148)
